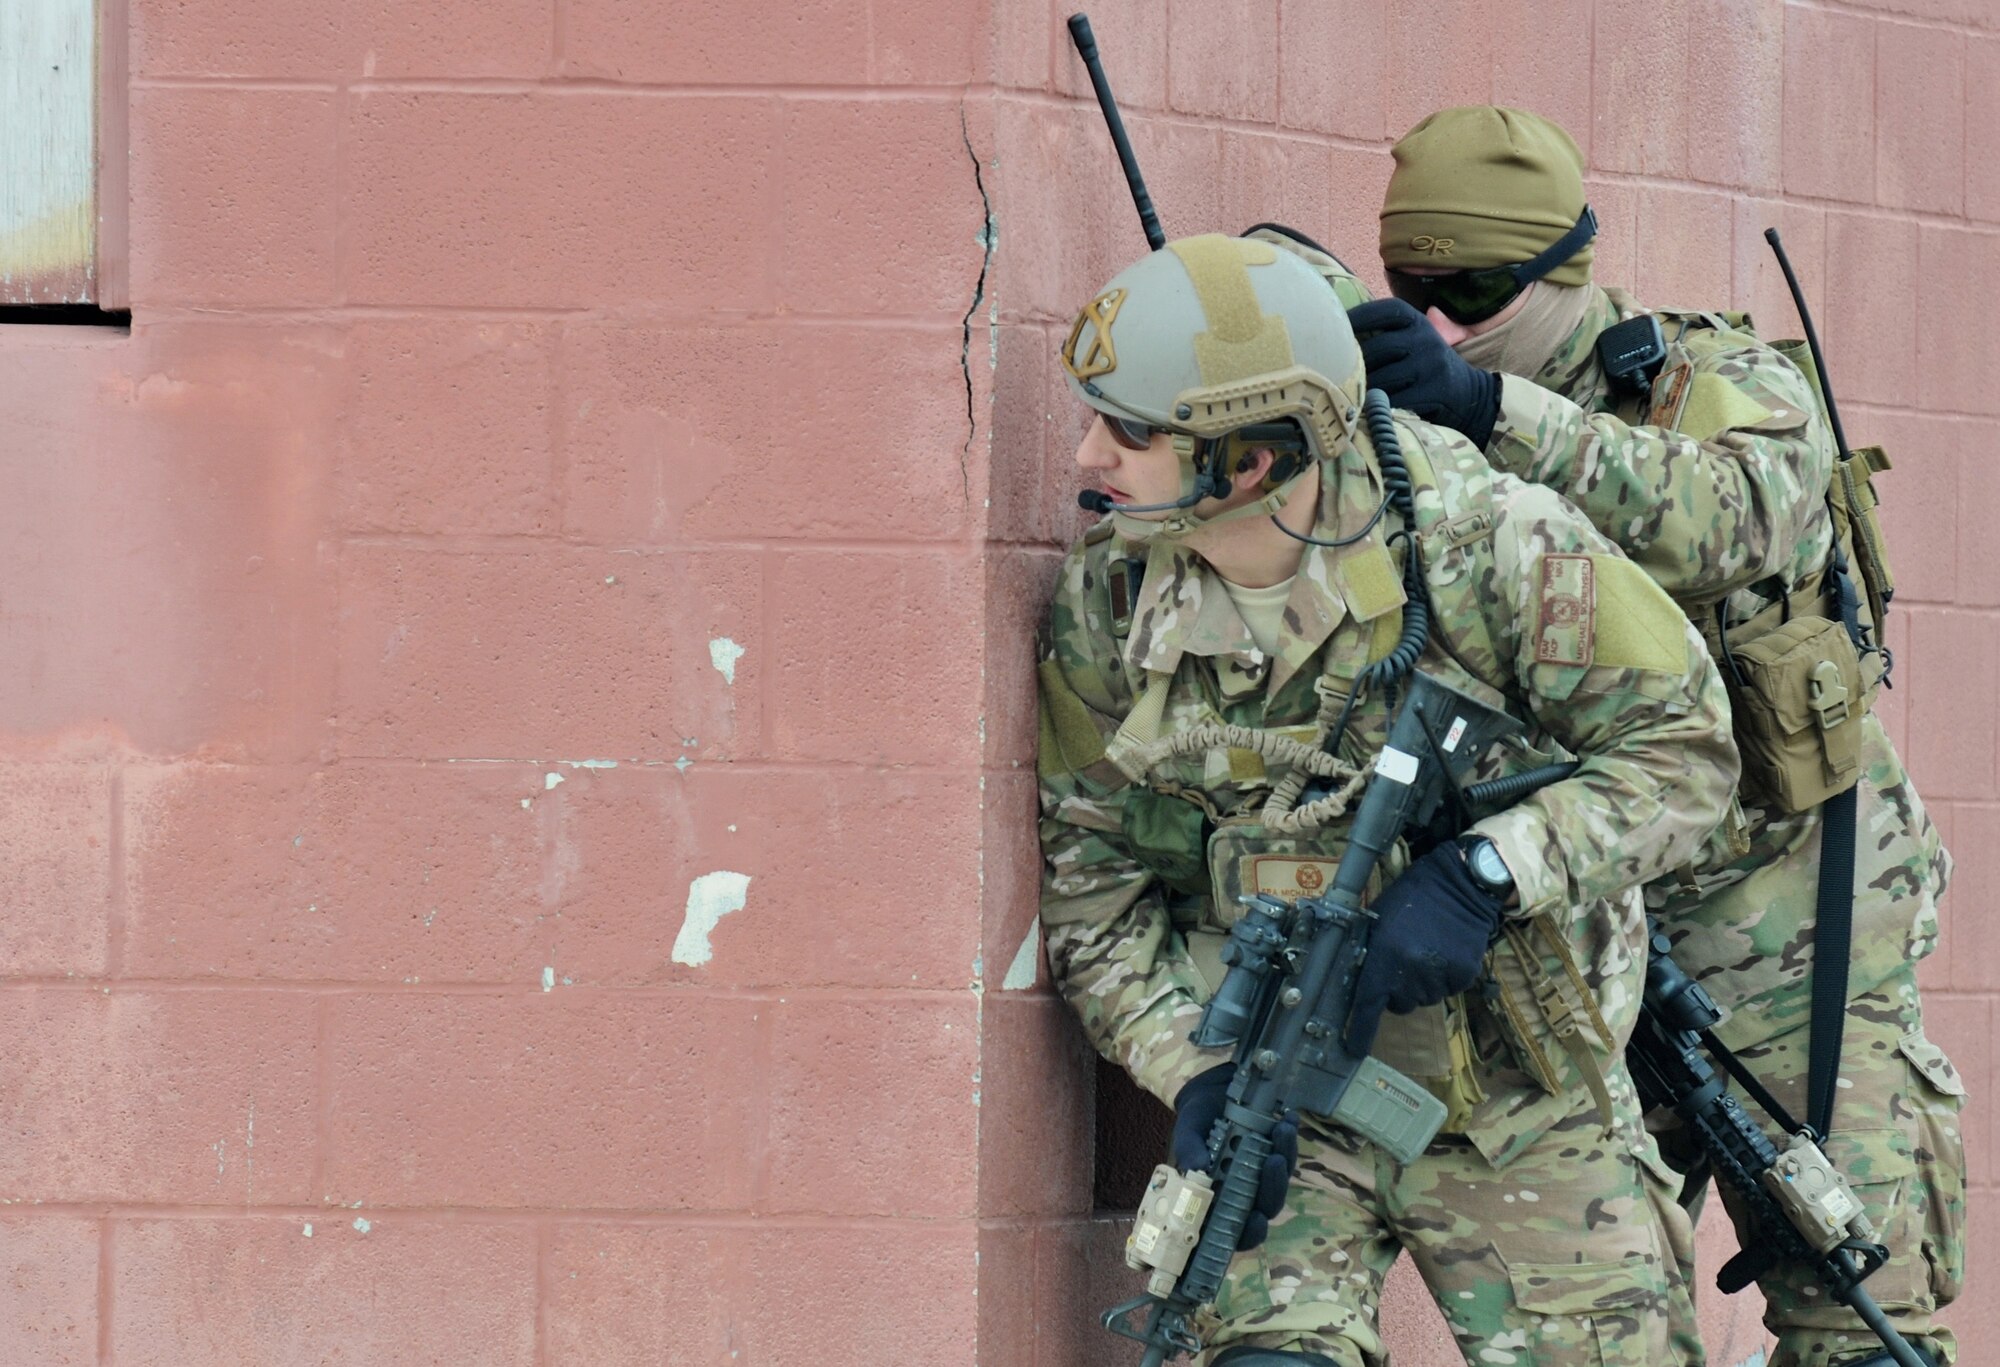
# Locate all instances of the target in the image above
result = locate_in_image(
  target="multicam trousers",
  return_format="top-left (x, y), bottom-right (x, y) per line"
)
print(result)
top-left (1661, 966), bottom-right (1966, 1367)
top-left (1198, 1059), bottom-right (1702, 1367)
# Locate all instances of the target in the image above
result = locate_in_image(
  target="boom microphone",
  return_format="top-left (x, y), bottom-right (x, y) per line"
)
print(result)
top-left (1076, 483), bottom-right (1218, 517)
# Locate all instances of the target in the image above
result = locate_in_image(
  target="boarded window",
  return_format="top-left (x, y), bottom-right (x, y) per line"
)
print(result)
top-left (1, 0), bottom-right (99, 304)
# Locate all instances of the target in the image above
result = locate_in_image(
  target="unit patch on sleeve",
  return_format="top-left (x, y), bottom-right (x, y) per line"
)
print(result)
top-left (1534, 554), bottom-right (1596, 667)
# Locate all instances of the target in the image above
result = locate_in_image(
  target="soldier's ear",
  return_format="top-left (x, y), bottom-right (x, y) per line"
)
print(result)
top-left (1232, 446), bottom-right (1276, 491)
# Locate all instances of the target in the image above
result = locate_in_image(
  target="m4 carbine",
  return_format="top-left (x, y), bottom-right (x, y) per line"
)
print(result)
top-left (1102, 672), bottom-right (1529, 1366)
top-left (1629, 934), bottom-right (1930, 1367)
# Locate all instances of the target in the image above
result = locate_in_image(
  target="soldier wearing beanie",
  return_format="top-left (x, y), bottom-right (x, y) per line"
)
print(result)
top-left (1354, 106), bottom-right (1962, 1367)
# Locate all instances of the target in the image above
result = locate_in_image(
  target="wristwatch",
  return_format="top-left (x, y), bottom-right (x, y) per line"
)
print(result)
top-left (1457, 835), bottom-right (1515, 899)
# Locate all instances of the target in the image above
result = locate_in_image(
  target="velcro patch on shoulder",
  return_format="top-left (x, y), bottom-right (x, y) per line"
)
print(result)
top-left (1676, 371), bottom-right (1776, 443)
top-left (1037, 658), bottom-right (1107, 776)
top-left (1534, 554), bottom-right (1596, 667)
top-left (1589, 555), bottom-right (1690, 674)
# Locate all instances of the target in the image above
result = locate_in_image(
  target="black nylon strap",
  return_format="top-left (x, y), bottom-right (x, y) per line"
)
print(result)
top-left (1702, 1026), bottom-right (1804, 1136)
top-left (1807, 783), bottom-right (1860, 1140)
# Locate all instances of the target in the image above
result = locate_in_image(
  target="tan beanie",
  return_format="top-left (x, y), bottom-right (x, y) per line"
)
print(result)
top-left (1380, 106), bottom-right (1593, 285)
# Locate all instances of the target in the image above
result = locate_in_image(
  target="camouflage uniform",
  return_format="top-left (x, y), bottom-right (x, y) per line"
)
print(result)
top-left (1487, 283), bottom-right (1963, 1366)
top-left (1039, 407), bottom-right (1736, 1366)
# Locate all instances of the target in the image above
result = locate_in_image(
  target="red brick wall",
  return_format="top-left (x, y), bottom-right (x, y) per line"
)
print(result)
top-left (0, 1), bottom-right (1990, 1363)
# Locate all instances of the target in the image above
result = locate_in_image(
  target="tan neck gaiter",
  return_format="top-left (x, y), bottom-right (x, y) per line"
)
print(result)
top-left (1452, 280), bottom-right (1597, 378)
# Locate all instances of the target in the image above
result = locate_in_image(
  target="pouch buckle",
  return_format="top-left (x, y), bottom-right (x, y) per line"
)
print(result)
top-left (1809, 660), bottom-right (1851, 732)
top-left (1530, 970), bottom-right (1578, 1038)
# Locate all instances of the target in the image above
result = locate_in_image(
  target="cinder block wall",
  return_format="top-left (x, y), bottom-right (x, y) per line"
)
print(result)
top-left (0, 1), bottom-right (1991, 1363)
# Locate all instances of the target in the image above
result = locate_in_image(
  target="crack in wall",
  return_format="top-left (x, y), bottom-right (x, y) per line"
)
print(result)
top-left (959, 101), bottom-right (994, 502)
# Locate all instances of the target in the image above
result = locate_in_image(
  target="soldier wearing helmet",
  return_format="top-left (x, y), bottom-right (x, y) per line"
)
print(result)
top-left (1354, 106), bottom-right (1961, 1367)
top-left (1037, 232), bottom-right (1736, 1366)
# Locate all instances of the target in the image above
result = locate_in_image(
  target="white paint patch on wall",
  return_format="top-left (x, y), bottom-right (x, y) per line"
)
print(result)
top-left (674, 872), bottom-right (751, 967)
top-left (709, 638), bottom-right (746, 685)
top-left (1001, 922), bottom-right (1041, 991)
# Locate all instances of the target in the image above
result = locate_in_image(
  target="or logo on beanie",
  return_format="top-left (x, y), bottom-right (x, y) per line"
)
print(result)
top-left (1410, 236), bottom-right (1455, 257)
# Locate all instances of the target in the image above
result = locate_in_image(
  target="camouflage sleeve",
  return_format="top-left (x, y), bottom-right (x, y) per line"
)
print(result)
top-left (1453, 471), bottom-right (1741, 929)
top-left (1485, 336), bottom-right (1833, 604)
top-left (1037, 629), bottom-right (1228, 1108)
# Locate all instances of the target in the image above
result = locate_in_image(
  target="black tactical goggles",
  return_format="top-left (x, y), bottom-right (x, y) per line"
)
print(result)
top-left (1385, 205), bottom-right (1598, 325)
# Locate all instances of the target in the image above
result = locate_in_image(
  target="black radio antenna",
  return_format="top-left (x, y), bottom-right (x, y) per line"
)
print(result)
top-left (1764, 229), bottom-right (1852, 462)
top-left (1067, 13), bottom-right (1166, 250)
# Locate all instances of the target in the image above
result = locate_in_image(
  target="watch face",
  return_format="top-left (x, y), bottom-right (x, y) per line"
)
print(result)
top-left (1467, 840), bottom-right (1512, 890)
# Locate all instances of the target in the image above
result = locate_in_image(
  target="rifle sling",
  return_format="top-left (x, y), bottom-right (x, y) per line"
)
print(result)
top-left (1700, 1027), bottom-right (1802, 1136)
top-left (1807, 783), bottom-right (1859, 1141)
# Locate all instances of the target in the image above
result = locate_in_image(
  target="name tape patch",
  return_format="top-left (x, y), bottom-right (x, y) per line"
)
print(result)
top-left (1535, 554), bottom-right (1596, 667)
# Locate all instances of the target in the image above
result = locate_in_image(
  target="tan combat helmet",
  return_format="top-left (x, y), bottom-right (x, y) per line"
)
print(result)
top-left (1060, 233), bottom-right (1368, 535)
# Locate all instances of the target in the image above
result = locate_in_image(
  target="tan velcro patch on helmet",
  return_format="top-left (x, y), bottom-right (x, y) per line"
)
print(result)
top-left (1166, 235), bottom-right (1295, 386)
top-left (1534, 554), bottom-right (1595, 666)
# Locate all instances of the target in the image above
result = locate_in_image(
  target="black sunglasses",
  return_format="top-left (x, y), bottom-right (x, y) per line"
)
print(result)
top-left (1101, 412), bottom-right (1162, 450)
top-left (1385, 205), bottom-right (1598, 325)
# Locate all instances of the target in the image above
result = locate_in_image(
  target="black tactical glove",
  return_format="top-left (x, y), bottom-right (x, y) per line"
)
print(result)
top-left (1170, 1064), bottom-right (1300, 1252)
top-left (1343, 841), bottom-right (1507, 1056)
top-left (1348, 297), bottom-right (1502, 450)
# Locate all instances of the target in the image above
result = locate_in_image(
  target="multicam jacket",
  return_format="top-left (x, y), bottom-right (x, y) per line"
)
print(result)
top-left (1488, 284), bottom-right (1951, 1050)
top-left (1037, 416), bottom-right (1738, 1166)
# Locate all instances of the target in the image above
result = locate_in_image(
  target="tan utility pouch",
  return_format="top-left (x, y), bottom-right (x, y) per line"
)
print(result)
top-left (1205, 818), bottom-right (1486, 1132)
top-left (1204, 814), bottom-right (1354, 935)
top-left (1722, 606), bottom-right (1874, 813)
